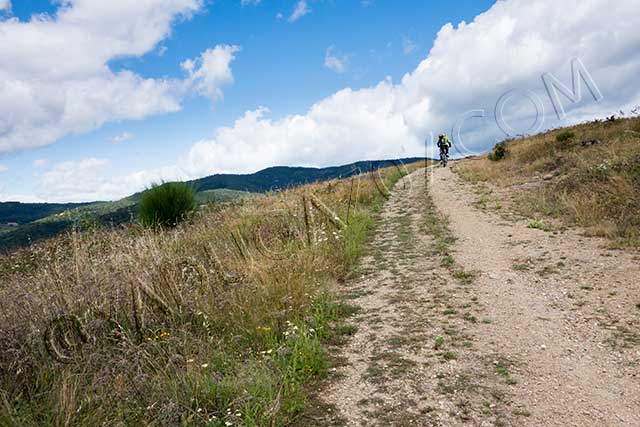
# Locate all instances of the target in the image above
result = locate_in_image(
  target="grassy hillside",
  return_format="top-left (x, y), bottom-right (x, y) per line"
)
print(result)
top-left (0, 189), bottom-right (253, 253)
top-left (456, 116), bottom-right (640, 247)
top-left (0, 159), bottom-right (425, 253)
top-left (0, 202), bottom-right (94, 224)
top-left (0, 161), bottom-right (426, 426)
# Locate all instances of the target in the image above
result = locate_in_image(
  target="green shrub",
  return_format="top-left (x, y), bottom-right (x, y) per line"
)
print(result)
top-left (555, 130), bottom-right (576, 142)
top-left (139, 182), bottom-right (196, 228)
top-left (527, 218), bottom-right (547, 231)
top-left (488, 141), bottom-right (507, 161)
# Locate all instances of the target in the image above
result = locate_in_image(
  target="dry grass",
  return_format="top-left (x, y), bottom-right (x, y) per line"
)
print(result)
top-left (0, 161), bottom-right (425, 426)
top-left (456, 117), bottom-right (640, 247)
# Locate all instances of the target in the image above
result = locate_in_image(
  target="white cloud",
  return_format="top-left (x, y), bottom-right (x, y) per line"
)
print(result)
top-left (108, 132), bottom-right (134, 145)
top-left (33, 159), bottom-right (48, 168)
top-left (0, 0), bottom-right (10, 12)
top-left (402, 36), bottom-right (417, 55)
top-left (35, 0), bottom-right (640, 202)
top-left (289, 0), bottom-right (310, 22)
top-left (0, 164), bottom-right (7, 173)
top-left (241, 0), bottom-right (261, 6)
top-left (182, 45), bottom-right (241, 101)
top-left (38, 157), bottom-right (189, 202)
top-left (324, 46), bottom-right (349, 73)
top-left (39, 158), bottom-right (124, 202)
top-left (0, 1), bottom-right (240, 155)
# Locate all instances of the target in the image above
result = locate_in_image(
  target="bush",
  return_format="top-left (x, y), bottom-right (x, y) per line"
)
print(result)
top-left (139, 182), bottom-right (196, 228)
top-left (488, 141), bottom-right (507, 161)
top-left (556, 130), bottom-right (576, 142)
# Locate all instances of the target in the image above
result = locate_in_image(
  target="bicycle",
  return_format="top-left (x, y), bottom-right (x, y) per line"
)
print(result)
top-left (439, 147), bottom-right (449, 167)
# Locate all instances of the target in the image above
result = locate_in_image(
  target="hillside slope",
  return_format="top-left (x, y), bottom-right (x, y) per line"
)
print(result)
top-left (0, 159), bottom-right (424, 224)
top-left (0, 161), bottom-right (424, 426)
top-left (0, 158), bottom-right (425, 253)
top-left (456, 116), bottom-right (640, 247)
top-left (0, 189), bottom-right (253, 253)
top-left (0, 201), bottom-right (95, 224)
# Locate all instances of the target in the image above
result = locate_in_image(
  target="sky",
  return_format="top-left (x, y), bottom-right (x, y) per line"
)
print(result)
top-left (0, 0), bottom-right (639, 202)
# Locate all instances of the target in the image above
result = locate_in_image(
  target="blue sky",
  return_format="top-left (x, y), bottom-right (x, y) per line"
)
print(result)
top-left (1, 0), bottom-right (638, 202)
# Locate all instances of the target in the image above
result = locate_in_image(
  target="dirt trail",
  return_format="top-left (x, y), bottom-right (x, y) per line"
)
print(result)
top-left (429, 166), bottom-right (640, 426)
top-left (316, 166), bottom-right (640, 427)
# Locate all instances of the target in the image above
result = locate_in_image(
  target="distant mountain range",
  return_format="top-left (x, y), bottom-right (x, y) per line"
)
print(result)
top-left (187, 159), bottom-right (425, 193)
top-left (0, 158), bottom-right (425, 253)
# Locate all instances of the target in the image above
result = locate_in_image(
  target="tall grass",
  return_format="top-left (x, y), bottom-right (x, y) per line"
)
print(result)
top-left (457, 117), bottom-right (640, 247)
top-left (0, 162), bottom-right (423, 426)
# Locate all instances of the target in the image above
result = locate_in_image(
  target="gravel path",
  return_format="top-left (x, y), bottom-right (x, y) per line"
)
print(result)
top-left (316, 166), bottom-right (640, 427)
top-left (429, 165), bottom-right (640, 427)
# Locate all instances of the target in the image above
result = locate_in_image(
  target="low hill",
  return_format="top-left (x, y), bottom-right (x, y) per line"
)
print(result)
top-left (0, 189), bottom-right (253, 253)
top-left (0, 158), bottom-right (426, 253)
top-left (188, 158), bottom-right (426, 193)
top-left (0, 201), bottom-right (95, 225)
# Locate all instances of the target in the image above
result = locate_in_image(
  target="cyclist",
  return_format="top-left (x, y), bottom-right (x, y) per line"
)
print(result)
top-left (437, 133), bottom-right (452, 164)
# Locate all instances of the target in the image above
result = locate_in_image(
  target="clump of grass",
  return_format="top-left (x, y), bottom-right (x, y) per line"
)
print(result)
top-left (488, 141), bottom-right (507, 161)
top-left (453, 269), bottom-right (476, 285)
top-left (442, 351), bottom-right (458, 361)
top-left (139, 181), bottom-right (196, 228)
top-left (555, 130), bottom-right (576, 142)
top-left (527, 219), bottom-right (547, 230)
top-left (494, 360), bottom-right (518, 385)
top-left (441, 254), bottom-right (455, 267)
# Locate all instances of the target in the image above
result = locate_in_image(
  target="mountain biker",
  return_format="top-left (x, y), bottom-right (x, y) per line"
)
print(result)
top-left (437, 133), bottom-right (452, 157)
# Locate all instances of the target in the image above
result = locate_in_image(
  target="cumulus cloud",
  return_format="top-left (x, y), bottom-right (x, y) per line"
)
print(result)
top-left (108, 132), bottom-right (134, 145)
top-left (0, 0), bottom-right (240, 155)
top-left (39, 158), bottom-right (128, 202)
top-left (36, 0), bottom-right (640, 202)
top-left (37, 157), bottom-right (190, 202)
top-left (289, 0), bottom-right (310, 22)
top-left (177, 88), bottom-right (418, 177)
top-left (182, 45), bottom-right (241, 101)
top-left (0, 0), bottom-right (10, 12)
top-left (324, 46), bottom-right (349, 73)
